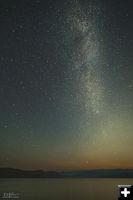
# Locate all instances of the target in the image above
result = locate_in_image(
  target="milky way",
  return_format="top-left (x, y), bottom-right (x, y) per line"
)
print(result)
top-left (65, 1), bottom-right (106, 144)
top-left (69, 1), bottom-right (104, 113)
top-left (0, 0), bottom-right (133, 170)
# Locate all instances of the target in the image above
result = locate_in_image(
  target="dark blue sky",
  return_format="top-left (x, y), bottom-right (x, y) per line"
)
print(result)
top-left (0, 0), bottom-right (133, 170)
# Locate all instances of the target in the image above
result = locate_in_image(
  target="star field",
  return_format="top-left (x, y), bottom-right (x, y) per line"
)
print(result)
top-left (0, 0), bottom-right (133, 170)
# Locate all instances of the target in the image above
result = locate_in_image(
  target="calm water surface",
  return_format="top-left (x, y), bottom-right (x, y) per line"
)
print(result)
top-left (0, 178), bottom-right (133, 200)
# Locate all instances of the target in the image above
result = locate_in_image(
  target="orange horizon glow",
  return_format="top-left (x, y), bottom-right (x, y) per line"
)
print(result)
top-left (2, 159), bottom-right (133, 171)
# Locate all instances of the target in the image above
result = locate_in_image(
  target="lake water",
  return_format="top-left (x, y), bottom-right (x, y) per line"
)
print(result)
top-left (0, 178), bottom-right (133, 200)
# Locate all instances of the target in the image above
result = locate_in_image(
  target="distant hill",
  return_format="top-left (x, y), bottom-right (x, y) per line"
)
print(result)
top-left (0, 168), bottom-right (62, 178)
top-left (61, 169), bottom-right (133, 178)
top-left (0, 168), bottom-right (133, 178)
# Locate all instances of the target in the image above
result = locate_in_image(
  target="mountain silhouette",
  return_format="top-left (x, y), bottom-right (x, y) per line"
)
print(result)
top-left (0, 168), bottom-right (133, 178)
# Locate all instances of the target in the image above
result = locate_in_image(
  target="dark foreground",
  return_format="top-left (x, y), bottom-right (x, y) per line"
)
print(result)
top-left (0, 178), bottom-right (133, 200)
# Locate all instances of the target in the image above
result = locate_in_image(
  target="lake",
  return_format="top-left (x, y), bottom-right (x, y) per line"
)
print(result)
top-left (0, 178), bottom-right (133, 200)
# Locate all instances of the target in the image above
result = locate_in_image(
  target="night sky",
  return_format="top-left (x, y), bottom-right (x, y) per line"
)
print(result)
top-left (0, 0), bottom-right (133, 171)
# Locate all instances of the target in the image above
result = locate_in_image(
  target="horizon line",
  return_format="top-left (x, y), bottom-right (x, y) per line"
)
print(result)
top-left (1, 167), bottom-right (133, 172)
